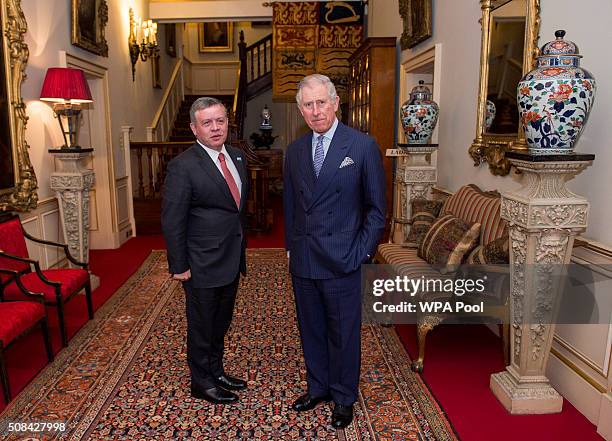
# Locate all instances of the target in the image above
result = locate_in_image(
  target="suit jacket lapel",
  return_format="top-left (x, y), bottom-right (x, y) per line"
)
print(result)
top-left (226, 145), bottom-right (247, 211)
top-left (297, 136), bottom-right (315, 210)
top-left (193, 144), bottom-right (236, 209)
top-left (299, 136), bottom-right (316, 191)
top-left (308, 123), bottom-right (350, 209)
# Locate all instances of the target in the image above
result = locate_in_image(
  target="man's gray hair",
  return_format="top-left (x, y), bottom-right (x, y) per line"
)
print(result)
top-left (190, 97), bottom-right (227, 124)
top-left (296, 74), bottom-right (338, 106)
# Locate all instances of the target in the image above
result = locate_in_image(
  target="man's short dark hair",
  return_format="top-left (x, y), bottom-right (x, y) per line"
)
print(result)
top-left (190, 97), bottom-right (227, 124)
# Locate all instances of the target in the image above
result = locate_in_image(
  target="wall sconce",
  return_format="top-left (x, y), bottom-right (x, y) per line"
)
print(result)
top-left (40, 67), bottom-right (93, 150)
top-left (129, 8), bottom-right (159, 81)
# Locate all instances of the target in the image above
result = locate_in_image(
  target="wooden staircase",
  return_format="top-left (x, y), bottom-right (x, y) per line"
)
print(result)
top-left (131, 32), bottom-right (274, 235)
top-left (169, 94), bottom-right (234, 142)
top-left (233, 31), bottom-right (273, 139)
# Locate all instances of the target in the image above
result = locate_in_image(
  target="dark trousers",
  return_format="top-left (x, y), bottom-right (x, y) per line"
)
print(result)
top-left (183, 274), bottom-right (240, 389)
top-left (292, 270), bottom-right (362, 406)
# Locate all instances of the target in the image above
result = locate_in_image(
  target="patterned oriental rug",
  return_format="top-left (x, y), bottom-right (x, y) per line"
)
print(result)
top-left (0, 250), bottom-right (457, 441)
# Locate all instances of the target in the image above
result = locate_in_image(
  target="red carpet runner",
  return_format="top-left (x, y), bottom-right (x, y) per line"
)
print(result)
top-left (0, 250), bottom-right (456, 440)
top-left (0, 232), bottom-right (604, 440)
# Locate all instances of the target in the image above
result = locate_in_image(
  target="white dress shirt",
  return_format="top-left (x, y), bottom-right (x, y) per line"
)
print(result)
top-left (197, 140), bottom-right (242, 197)
top-left (311, 118), bottom-right (339, 162)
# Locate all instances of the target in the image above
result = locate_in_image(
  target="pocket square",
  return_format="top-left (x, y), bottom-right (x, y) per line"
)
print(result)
top-left (339, 157), bottom-right (355, 168)
top-left (236, 156), bottom-right (242, 161)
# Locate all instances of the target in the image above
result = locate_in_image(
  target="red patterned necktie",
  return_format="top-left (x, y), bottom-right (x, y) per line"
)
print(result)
top-left (218, 152), bottom-right (240, 208)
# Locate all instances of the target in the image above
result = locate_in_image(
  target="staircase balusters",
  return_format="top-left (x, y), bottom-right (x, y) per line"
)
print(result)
top-left (234, 32), bottom-right (272, 139)
top-left (130, 142), bottom-right (192, 199)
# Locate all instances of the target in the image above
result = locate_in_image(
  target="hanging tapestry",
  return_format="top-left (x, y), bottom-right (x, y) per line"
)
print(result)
top-left (273, 1), bottom-right (364, 101)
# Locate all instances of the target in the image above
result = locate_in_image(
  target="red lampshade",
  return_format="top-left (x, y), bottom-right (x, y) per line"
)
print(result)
top-left (40, 67), bottom-right (93, 103)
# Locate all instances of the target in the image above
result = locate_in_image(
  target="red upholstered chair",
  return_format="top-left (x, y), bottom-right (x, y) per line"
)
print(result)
top-left (0, 214), bottom-right (93, 347)
top-left (0, 268), bottom-right (53, 403)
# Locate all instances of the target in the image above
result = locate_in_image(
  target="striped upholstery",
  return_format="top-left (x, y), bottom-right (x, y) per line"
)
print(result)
top-left (376, 184), bottom-right (506, 293)
top-left (377, 243), bottom-right (423, 268)
top-left (374, 244), bottom-right (454, 297)
top-left (440, 184), bottom-right (507, 245)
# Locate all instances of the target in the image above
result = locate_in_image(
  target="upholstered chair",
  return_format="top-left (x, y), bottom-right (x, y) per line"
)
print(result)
top-left (0, 215), bottom-right (93, 347)
top-left (0, 268), bottom-right (53, 403)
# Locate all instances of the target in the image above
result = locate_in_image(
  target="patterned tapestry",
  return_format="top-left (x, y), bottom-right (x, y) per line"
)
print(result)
top-left (272, 1), bottom-right (365, 101)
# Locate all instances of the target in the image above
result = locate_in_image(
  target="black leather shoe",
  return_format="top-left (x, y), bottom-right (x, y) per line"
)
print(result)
top-left (292, 393), bottom-right (331, 412)
top-left (215, 374), bottom-right (247, 391)
top-left (191, 386), bottom-right (238, 404)
top-left (331, 403), bottom-right (354, 429)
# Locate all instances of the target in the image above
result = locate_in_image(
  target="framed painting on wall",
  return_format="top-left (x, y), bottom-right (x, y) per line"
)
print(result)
top-left (198, 22), bottom-right (233, 52)
top-left (399, 0), bottom-right (432, 50)
top-left (71, 0), bottom-right (109, 56)
top-left (0, 0), bottom-right (37, 211)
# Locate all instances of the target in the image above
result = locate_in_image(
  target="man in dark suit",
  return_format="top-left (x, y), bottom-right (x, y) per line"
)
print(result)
top-left (162, 97), bottom-right (248, 404)
top-left (284, 74), bottom-right (386, 428)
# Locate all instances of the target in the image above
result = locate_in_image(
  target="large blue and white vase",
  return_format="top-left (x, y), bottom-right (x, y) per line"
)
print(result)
top-left (400, 80), bottom-right (439, 144)
top-left (517, 30), bottom-right (596, 155)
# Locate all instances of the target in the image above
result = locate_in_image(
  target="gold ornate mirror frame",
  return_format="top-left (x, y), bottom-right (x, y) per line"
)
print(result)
top-left (468, 0), bottom-right (540, 176)
top-left (0, 0), bottom-right (37, 212)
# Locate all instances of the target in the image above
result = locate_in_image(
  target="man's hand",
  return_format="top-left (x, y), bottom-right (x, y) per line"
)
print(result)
top-left (172, 269), bottom-right (191, 281)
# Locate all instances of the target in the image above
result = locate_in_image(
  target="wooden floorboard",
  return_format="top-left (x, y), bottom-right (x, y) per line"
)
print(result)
top-left (134, 198), bottom-right (162, 235)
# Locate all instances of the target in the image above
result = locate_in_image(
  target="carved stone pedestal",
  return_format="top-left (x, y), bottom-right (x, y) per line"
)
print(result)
top-left (386, 144), bottom-right (438, 243)
top-left (490, 152), bottom-right (594, 414)
top-left (49, 149), bottom-right (98, 288)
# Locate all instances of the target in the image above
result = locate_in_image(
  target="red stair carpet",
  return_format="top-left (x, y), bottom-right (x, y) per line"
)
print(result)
top-left (0, 216), bottom-right (604, 440)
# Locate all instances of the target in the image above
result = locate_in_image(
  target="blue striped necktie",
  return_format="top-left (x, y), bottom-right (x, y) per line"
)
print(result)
top-left (313, 134), bottom-right (325, 177)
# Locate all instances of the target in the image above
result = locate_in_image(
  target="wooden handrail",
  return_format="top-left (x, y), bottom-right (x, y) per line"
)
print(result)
top-left (130, 141), bottom-right (192, 148)
top-left (233, 31), bottom-right (272, 139)
top-left (245, 34), bottom-right (272, 52)
top-left (245, 33), bottom-right (272, 82)
top-left (233, 63), bottom-right (241, 118)
top-left (150, 59), bottom-right (184, 132)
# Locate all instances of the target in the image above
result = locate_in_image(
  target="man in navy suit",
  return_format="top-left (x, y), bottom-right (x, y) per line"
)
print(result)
top-left (284, 74), bottom-right (386, 428)
top-left (162, 97), bottom-right (248, 404)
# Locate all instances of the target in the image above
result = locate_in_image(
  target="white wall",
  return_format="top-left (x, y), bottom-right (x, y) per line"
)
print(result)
top-left (367, 0), bottom-right (403, 38)
top-left (368, 0), bottom-right (612, 436)
top-left (183, 21), bottom-right (272, 63)
top-left (24, 0), bottom-right (174, 199)
top-left (244, 89), bottom-right (287, 150)
top-left (150, 0), bottom-right (271, 22)
top-left (373, 0), bottom-right (612, 248)
top-left (20, 0), bottom-right (176, 248)
top-left (539, 0), bottom-right (612, 248)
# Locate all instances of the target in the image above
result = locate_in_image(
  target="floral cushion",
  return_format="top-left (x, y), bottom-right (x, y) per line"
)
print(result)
top-left (467, 234), bottom-right (509, 265)
top-left (418, 215), bottom-right (481, 272)
top-left (405, 199), bottom-right (444, 247)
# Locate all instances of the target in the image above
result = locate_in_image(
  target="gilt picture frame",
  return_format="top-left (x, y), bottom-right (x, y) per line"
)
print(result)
top-left (0, 0), bottom-right (37, 212)
top-left (399, 0), bottom-right (433, 50)
top-left (198, 22), bottom-right (233, 53)
top-left (71, 0), bottom-right (109, 57)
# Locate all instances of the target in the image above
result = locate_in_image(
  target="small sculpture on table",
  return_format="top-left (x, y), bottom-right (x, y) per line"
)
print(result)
top-left (250, 104), bottom-right (277, 149)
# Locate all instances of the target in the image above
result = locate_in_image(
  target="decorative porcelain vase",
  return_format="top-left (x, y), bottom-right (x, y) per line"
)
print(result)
top-left (485, 100), bottom-right (496, 131)
top-left (400, 80), bottom-right (439, 144)
top-left (517, 30), bottom-right (596, 155)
